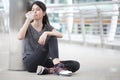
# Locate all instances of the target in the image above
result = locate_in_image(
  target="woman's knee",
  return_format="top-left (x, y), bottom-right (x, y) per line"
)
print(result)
top-left (45, 36), bottom-right (58, 46)
top-left (49, 36), bottom-right (57, 42)
top-left (62, 60), bottom-right (80, 72)
top-left (73, 61), bottom-right (80, 72)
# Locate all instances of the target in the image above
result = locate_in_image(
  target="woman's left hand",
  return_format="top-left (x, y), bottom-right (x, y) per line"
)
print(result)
top-left (38, 32), bottom-right (48, 45)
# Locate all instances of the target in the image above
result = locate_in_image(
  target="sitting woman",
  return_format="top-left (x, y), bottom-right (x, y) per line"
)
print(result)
top-left (18, 1), bottom-right (80, 76)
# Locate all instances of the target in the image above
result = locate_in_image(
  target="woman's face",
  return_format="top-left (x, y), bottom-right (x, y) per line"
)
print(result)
top-left (32, 4), bottom-right (45, 20)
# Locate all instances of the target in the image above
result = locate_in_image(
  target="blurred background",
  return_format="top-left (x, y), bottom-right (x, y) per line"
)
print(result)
top-left (1, 0), bottom-right (120, 49)
top-left (0, 0), bottom-right (120, 80)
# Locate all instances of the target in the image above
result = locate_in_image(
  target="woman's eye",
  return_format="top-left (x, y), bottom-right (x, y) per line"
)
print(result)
top-left (36, 7), bottom-right (41, 10)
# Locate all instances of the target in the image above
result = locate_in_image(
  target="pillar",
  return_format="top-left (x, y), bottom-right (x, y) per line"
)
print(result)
top-left (107, 0), bottom-right (119, 41)
top-left (9, 0), bottom-right (33, 70)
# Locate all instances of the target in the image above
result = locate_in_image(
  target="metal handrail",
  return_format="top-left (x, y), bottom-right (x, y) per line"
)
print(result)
top-left (47, 1), bottom-right (120, 8)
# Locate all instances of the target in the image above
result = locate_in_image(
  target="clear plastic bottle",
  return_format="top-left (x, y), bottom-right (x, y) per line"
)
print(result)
top-left (25, 11), bottom-right (34, 19)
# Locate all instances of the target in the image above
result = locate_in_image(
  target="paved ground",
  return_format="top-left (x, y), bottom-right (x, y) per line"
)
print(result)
top-left (0, 33), bottom-right (120, 80)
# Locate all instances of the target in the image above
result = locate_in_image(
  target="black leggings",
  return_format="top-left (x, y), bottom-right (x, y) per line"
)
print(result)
top-left (23, 36), bottom-right (80, 72)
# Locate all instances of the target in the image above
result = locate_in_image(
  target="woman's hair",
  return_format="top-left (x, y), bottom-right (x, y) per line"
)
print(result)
top-left (31, 1), bottom-right (50, 27)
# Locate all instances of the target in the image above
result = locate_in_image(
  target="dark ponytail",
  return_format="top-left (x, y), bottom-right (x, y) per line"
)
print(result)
top-left (43, 14), bottom-right (50, 27)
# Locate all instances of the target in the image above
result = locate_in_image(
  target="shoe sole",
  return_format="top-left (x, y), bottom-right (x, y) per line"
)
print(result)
top-left (60, 73), bottom-right (72, 76)
top-left (59, 71), bottom-right (72, 76)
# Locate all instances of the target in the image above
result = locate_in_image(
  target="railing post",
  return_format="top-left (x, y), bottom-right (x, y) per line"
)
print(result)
top-left (80, 11), bottom-right (86, 45)
top-left (97, 9), bottom-right (104, 47)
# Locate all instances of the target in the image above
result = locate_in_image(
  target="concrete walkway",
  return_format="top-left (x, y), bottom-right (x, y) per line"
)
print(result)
top-left (0, 40), bottom-right (120, 80)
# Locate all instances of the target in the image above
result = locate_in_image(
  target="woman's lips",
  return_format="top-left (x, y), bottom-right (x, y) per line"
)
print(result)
top-left (34, 14), bottom-right (37, 16)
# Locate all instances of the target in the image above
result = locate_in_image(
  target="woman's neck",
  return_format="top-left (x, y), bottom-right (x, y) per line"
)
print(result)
top-left (31, 20), bottom-right (43, 32)
top-left (32, 20), bottom-right (43, 28)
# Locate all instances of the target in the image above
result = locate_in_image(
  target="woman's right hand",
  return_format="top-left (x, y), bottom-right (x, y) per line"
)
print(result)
top-left (38, 32), bottom-right (48, 45)
top-left (25, 11), bottom-right (34, 21)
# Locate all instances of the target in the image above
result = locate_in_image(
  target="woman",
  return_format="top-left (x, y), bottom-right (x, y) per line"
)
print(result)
top-left (18, 1), bottom-right (80, 76)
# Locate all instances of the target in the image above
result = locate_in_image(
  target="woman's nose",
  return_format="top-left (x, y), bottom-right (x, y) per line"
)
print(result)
top-left (34, 11), bottom-right (36, 13)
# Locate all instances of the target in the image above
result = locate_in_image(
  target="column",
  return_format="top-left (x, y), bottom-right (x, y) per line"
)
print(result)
top-left (66, 0), bottom-right (73, 40)
top-left (9, 0), bottom-right (31, 70)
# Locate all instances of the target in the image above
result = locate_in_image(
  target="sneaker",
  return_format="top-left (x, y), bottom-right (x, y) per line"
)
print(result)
top-left (36, 65), bottom-right (45, 75)
top-left (54, 63), bottom-right (72, 76)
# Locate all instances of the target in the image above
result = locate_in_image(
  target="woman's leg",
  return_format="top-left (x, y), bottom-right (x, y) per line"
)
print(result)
top-left (45, 37), bottom-right (80, 75)
top-left (23, 49), bottom-right (49, 72)
top-left (43, 59), bottom-right (54, 68)
top-left (47, 37), bottom-right (80, 72)
top-left (24, 36), bottom-right (59, 73)
top-left (48, 36), bottom-right (60, 65)
top-left (43, 59), bottom-right (80, 75)
top-left (61, 60), bottom-right (80, 72)
top-left (48, 36), bottom-right (59, 59)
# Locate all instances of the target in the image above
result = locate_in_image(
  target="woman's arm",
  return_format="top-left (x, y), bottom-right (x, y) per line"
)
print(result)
top-left (45, 29), bottom-right (63, 38)
top-left (17, 19), bottom-right (31, 40)
top-left (38, 29), bottom-right (63, 45)
top-left (18, 11), bottom-right (33, 40)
